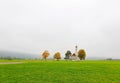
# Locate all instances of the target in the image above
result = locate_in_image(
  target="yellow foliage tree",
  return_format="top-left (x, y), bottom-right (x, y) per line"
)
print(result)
top-left (42, 50), bottom-right (50, 60)
top-left (54, 52), bottom-right (61, 60)
top-left (78, 49), bottom-right (86, 60)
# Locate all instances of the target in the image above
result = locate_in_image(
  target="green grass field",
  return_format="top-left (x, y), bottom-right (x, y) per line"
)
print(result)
top-left (0, 60), bottom-right (120, 83)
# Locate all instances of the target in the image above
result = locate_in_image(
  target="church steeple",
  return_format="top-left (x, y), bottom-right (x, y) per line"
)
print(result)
top-left (75, 45), bottom-right (78, 54)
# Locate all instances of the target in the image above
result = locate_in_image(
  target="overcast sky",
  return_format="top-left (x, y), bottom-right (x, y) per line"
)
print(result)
top-left (0, 0), bottom-right (120, 58)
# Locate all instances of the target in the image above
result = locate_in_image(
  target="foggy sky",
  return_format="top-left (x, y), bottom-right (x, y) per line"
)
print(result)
top-left (0, 0), bottom-right (120, 58)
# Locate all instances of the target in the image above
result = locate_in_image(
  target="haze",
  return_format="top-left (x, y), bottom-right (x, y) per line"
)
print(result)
top-left (0, 0), bottom-right (120, 58)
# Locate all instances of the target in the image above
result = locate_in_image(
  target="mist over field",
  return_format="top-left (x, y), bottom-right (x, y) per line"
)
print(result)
top-left (0, 0), bottom-right (120, 59)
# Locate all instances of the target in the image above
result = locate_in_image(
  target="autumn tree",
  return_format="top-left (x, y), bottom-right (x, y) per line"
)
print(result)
top-left (64, 50), bottom-right (72, 60)
top-left (78, 49), bottom-right (86, 60)
top-left (42, 50), bottom-right (50, 60)
top-left (54, 52), bottom-right (61, 60)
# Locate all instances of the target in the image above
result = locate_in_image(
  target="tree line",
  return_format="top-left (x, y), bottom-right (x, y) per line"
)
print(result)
top-left (42, 49), bottom-right (86, 61)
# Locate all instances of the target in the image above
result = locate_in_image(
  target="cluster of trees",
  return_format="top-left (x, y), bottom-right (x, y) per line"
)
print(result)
top-left (42, 51), bottom-right (61, 60)
top-left (0, 57), bottom-right (23, 60)
top-left (42, 49), bottom-right (86, 60)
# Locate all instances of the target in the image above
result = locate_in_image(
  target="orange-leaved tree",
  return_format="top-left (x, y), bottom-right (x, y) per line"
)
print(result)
top-left (42, 50), bottom-right (50, 60)
top-left (54, 52), bottom-right (61, 60)
top-left (78, 49), bottom-right (86, 60)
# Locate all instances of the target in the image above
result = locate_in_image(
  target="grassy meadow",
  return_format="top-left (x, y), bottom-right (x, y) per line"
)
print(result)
top-left (0, 60), bottom-right (120, 83)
